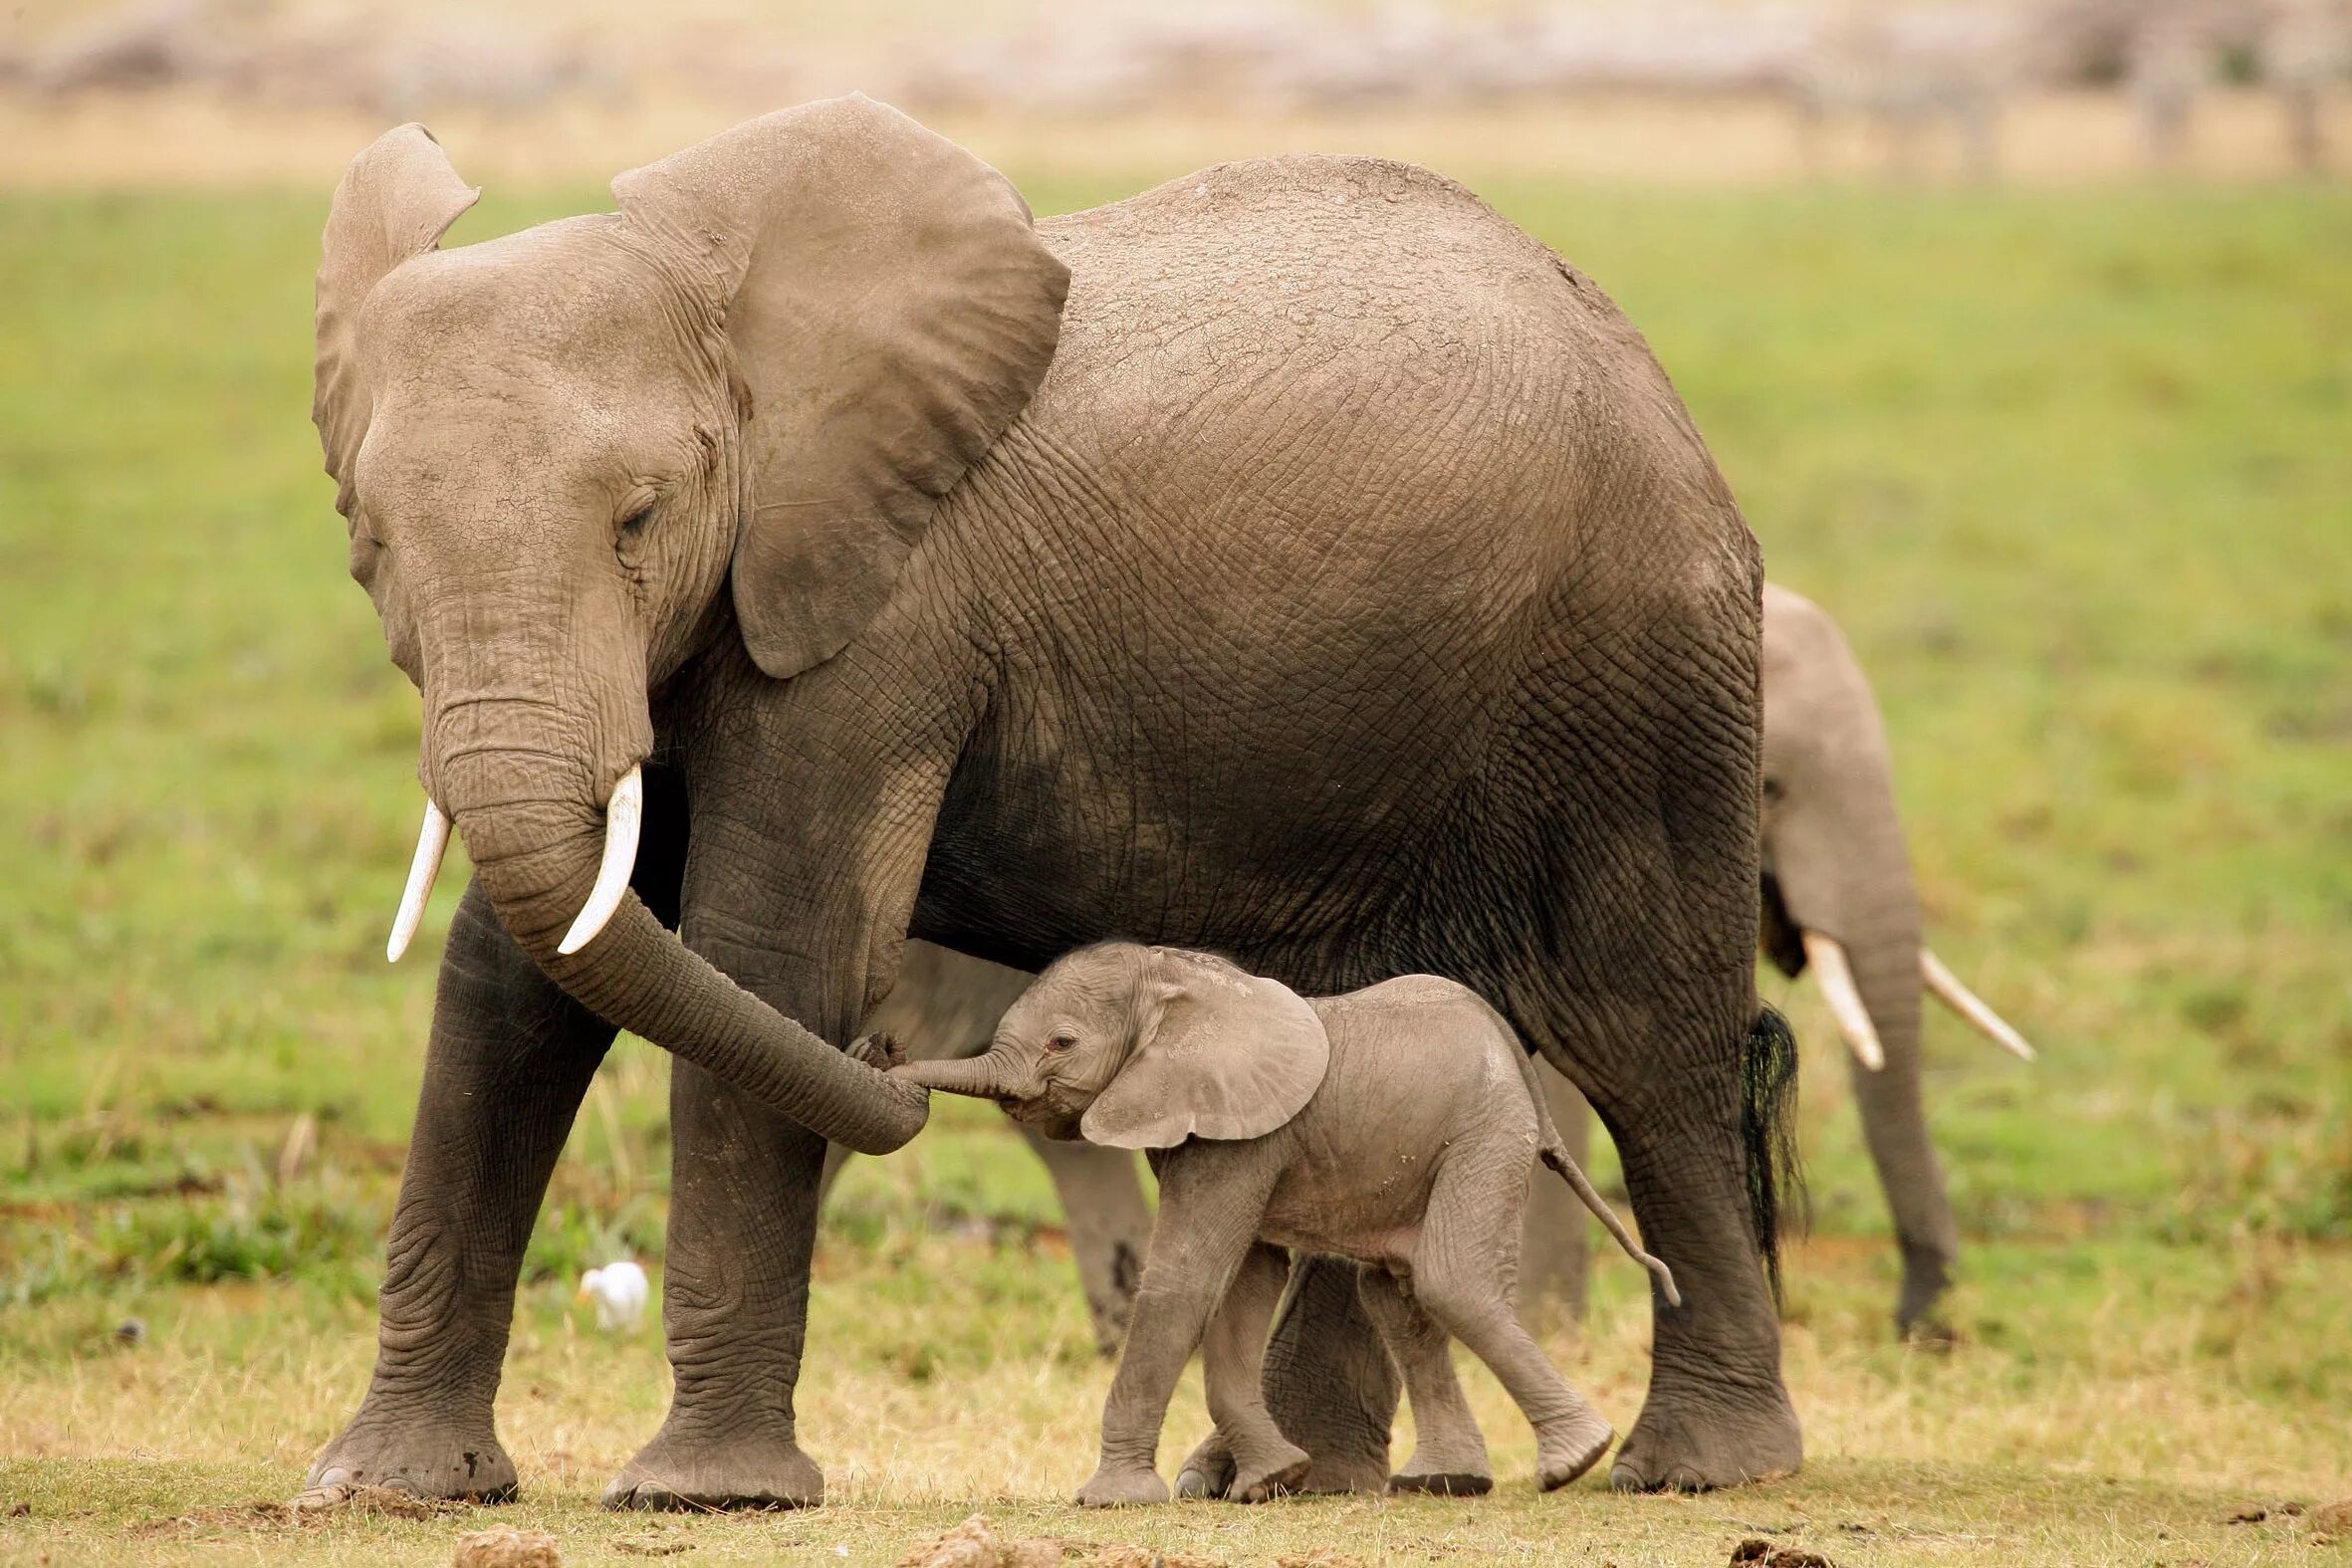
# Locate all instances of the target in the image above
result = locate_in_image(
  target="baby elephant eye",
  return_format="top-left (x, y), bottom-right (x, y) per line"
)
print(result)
top-left (1047, 1034), bottom-right (1077, 1053)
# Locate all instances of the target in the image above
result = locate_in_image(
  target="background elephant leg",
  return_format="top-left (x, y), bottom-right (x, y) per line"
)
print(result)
top-left (1020, 1126), bottom-right (1152, 1355)
top-left (1517, 1059), bottom-right (1591, 1334)
top-left (1259, 1255), bottom-right (1399, 1492)
top-left (309, 880), bottom-right (615, 1500)
top-left (602, 1060), bottom-right (830, 1510)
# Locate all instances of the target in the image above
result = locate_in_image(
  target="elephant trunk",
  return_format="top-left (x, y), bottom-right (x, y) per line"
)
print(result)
top-left (408, 607), bottom-right (927, 1155)
top-left (889, 1051), bottom-right (1021, 1101)
top-left (1768, 781), bottom-right (1961, 1329)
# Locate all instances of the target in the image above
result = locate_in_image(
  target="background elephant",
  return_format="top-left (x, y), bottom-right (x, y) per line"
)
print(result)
top-left (309, 97), bottom-right (1795, 1507)
top-left (852, 581), bottom-right (2037, 1346)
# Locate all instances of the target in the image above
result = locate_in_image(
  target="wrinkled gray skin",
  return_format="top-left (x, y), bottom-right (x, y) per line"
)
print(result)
top-left (890, 945), bottom-right (1680, 1505)
top-left (308, 97), bottom-right (1790, 1508)
top-left (862, 582), bottom-right (2011, 1348)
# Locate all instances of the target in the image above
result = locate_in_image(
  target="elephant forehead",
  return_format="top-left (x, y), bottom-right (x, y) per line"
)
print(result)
top-left (361, 215), bottom-right (693, 387)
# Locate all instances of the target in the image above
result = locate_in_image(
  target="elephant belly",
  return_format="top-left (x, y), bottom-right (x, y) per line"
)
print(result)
top-left (1256, 1173), bottom-right (1431, 1272)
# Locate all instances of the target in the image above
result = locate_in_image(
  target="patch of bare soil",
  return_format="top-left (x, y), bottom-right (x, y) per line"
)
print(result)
top-left (894, 1514), bottom-right (1236, 1568)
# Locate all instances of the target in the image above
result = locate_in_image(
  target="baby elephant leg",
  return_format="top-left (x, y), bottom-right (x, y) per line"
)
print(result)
top-left (1415, 1152), bottom-right (1614, 1491)
top-left (1358, 1268), bottom-right (1492, 1495)
top-left (1202, 1243), bottom-right (1312, 1502)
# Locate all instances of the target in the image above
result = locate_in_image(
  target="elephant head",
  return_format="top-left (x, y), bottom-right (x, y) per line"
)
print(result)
top-left (314, 98), bottom-right (1068, 1153)
top-left (1759, 583), bottom-right (2034, 1072)
top-left (888, 943), bottom-right (1331, 1149)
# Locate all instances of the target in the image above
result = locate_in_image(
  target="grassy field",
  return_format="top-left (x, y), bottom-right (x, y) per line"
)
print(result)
top-left (2, 170), bottom-right (2348, 1565)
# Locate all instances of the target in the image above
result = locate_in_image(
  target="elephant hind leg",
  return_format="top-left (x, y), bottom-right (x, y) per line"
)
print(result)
top-left (1410, 1148), bottom-right (1611, 1492)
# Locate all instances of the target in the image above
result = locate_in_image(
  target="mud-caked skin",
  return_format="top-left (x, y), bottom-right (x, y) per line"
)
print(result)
top-left (310, 96), bottom-right (1798, 1509)
top-left (894, 947), bottom-right (1683, 1503)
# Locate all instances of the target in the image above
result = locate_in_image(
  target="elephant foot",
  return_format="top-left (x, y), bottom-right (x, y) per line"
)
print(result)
top-left (1074, 1461), bottom-right (1170, 1508)
top-left (1608, 1380), bottom-right (1800, 1492)
top-left (1533, 1410), bottom-right (1614, 1492)
top-left (306, 1414), bottom-right (517, 1503)
top-left (1895, 1242), bottom-right (1958, 1342)
top-left (601, 1423), bottom-right (823, 1511)
top-left (1389, 1468), bottom-right (1493, 1497)
top-left (1229, 1440), bottom-right (1312, 1503)
top-left (1173, 1433), bottom-right (1236, 1499)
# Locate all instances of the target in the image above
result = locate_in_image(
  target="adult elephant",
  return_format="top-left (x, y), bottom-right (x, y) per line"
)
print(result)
top-left (306, 95), bottom-right (1797, 1507)
top-left (858, 581), bottom-right (2042, 1354)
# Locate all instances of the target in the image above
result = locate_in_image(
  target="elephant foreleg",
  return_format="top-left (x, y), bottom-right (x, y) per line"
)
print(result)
top-left (600, 1059), bottom-right (831, 1510)
top-left (311, 770), bottom-right (690, 1501)
top-left (307, 880), bottom-right (618, 1500)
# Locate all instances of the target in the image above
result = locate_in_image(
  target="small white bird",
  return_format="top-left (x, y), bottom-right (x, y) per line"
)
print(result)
top-left (577, 1260), bottom-right (650, 1331)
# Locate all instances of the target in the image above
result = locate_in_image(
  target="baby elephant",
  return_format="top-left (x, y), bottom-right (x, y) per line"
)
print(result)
top-left (887, 942), bottom-right (1679, 1506)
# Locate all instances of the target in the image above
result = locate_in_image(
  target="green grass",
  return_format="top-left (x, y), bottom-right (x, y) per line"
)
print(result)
top-left (2, 175), bottom-right (2349, 1565)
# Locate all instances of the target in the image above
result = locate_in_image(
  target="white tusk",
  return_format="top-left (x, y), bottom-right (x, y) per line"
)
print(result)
top-left (1921, 948), bottom-right (2036, 1062)
top-left (558, 765), bottom-right (643, 957)
top-left (387, 797), bottom-right (452, 963)
top-left (1802, 929), bottom-right (1885, 1071)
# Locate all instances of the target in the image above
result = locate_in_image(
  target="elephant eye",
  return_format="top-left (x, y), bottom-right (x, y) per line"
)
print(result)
top-left (618, 499), bottom-right (655, 538)
top-left (1047, 1034), bottom-right (1077, 1053)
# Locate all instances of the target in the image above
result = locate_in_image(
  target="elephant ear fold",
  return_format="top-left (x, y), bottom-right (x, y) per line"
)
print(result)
top-left (611, 95), bottom-right (1069, 681)
top-left (314, 125), bottom-right (479, 516)
top-left (1080, 951), bottom-right (1330, 1151)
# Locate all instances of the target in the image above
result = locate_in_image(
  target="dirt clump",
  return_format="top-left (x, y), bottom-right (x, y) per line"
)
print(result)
top-left (2310, 1500), bottom-right (2352, 1544)
top-left (1729, 1544), bottom-right (1835, 1568)
top-left (452, 1523), bottom-right (563, 1567)
top-left (897, 1515), bottom-right (1068, 1568)
top-left (289, 1482), bottom-right (452, 1520)
top-left (1277, 1552), bottom-right (1366, 1568)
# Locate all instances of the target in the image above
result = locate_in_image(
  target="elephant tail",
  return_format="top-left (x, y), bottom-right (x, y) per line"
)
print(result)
top-left (1742, 1004), bottom-right (1805, 1310)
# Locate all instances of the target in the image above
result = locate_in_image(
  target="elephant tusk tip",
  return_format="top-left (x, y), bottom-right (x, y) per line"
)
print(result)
top-left (386, 795), bottom-right (451, 967)
top-left (556, 766), bottom-right (644, 958)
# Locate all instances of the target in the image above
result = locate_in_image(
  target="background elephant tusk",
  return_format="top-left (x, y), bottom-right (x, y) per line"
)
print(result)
top-left (1801, 929), bottom-right (1885, 1071)
top-left (386, 797), bottom-right (452, 963)
top-left (1921, 948), bottom-right (2036, 1062)
top-left (558, 766), bottom-right (643, 957)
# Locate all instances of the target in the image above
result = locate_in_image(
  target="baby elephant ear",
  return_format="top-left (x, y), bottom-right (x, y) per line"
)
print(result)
top-left (1080, 952), bottom-right (1330, 1151)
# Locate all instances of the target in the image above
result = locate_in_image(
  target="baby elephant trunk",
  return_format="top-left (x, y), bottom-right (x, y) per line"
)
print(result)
top-left (1514, 1050), bottom-right (1684, 1308)
top-left (890, 1051), bottom-right (1020, 1103)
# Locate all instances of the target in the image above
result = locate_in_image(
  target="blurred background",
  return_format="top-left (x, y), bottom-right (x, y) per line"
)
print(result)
top-left (0, 2), bottom-right (2347, 1563)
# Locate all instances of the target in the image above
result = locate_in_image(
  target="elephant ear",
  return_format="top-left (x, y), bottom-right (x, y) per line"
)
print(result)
top-left (611, 95), bottom-right (1069, 681)
top-left (313, 124), bottom-right (480, 517)
top-left (1080, 951), bottom-right (1330, 1151)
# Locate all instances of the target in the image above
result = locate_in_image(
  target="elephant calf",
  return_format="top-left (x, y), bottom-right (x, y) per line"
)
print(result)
top-left (884, 942), bottom-right (1678, 1505)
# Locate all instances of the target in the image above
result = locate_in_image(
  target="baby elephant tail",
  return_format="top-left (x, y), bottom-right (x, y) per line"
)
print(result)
top-left (1514, 1051), bottom-right (1684, 1309)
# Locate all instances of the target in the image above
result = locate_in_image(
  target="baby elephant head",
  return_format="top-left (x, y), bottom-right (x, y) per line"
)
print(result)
top-left (888, 943), bottom-right (1330, 1148)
